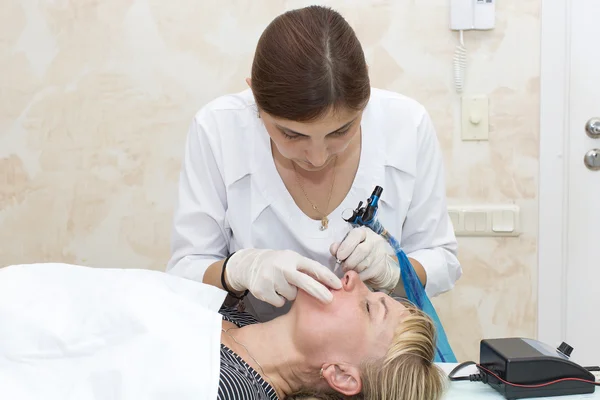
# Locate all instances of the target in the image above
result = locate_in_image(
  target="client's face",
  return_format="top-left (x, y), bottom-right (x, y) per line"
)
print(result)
top-left (291, 271), bottom-right (410, 363)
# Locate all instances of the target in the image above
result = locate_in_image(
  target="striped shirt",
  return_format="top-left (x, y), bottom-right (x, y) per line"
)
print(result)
top-left (218, 306), bottom-right (279, 400)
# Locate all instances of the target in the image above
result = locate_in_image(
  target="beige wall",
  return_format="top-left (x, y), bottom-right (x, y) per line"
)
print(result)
top-left (0, 0), bottom-right (540, 361)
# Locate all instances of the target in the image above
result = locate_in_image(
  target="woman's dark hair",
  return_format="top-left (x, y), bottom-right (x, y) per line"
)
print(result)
top-left (250, 5), bottom-right (370, 122)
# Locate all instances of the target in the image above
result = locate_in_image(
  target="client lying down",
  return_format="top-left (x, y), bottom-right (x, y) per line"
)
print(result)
top-left (0, 263), bottom-right (446, 400)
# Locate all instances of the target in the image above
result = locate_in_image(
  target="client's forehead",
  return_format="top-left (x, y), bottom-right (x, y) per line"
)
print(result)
top-left (371, 299), bottom-right (406, 354)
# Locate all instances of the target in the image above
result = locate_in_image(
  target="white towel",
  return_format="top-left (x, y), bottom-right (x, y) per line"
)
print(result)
top-left (0, 263), bottom-right (227, 400)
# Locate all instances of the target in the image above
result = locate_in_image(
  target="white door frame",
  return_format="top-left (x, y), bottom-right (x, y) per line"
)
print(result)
top-left (537, 0), bottom-right (571, 347)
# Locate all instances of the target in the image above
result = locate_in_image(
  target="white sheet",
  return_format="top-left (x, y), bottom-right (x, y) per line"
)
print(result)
top-left (0, 263), bottom-right (228, 400)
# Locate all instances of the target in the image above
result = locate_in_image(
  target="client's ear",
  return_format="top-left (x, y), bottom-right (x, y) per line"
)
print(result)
top-left (245, 77), bottom-right (252, 88)
top-left (321, 364), bottom-right (362, 396)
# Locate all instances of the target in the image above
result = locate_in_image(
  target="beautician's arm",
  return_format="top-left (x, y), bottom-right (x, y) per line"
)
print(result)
top-left (409, 257), bottom-right (427, 286)
top-left (388, 257), bottom-right (426, 298)
top-left (202, 260), bottom-right (226, 288)
top-left (202, 259), bottom-right (244, 297)
top-left (166, 109), bottom-right (232, 284)
top-left (395, 110), bottom-right (462, 298)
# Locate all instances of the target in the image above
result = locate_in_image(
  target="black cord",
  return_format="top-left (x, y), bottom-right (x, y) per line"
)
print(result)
top-left (447, 361), bottom-right (487, 383)
top-left (448, 361), bottom-right (475, 380)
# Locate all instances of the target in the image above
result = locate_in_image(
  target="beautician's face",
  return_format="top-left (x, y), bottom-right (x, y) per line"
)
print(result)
top-left (291, 271), bottom-right (410, 363)
top-left (260, 107), bottom-right (362, 172)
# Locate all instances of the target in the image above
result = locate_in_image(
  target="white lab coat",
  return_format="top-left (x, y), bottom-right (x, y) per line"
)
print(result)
top-left (167, 88), bottom-right (462, 321)
top-left (0, 263), bottom-right (227, 400)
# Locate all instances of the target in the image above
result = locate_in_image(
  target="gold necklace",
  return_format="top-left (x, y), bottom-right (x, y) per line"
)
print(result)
top-left (292, 157), bottom-right (337, 231)
top-left (222, 327), bottom-right (276, 388)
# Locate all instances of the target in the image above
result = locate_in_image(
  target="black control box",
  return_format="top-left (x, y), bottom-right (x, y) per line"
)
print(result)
top-left (480, 338), bottom-right (596, 399)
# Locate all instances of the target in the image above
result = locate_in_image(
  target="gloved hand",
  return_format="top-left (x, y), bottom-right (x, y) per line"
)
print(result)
top-left (330, 227), bottom-right (400, 293)
top-left (225, 249), bottom-right (343, 307)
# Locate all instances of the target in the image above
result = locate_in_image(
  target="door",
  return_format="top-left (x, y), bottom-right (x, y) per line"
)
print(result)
top-left (565, 0), bottom-right (600, 367)
top-left (539, 0), bottom-right (600, 368)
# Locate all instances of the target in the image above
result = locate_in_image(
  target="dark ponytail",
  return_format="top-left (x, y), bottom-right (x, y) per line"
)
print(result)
top-left (251, 5), bottom-right (370, 122)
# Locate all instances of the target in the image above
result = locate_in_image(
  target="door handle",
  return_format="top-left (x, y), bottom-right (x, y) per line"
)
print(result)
top-left (584, 149), bottom-right (600, 171)
top-left (585, 118), bottom-right (600, 138)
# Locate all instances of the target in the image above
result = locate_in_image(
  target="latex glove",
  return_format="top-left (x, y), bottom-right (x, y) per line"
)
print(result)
top-left (330, 227), bottom-right (400, 293)
top-left (225, 249), bottom-right (342, 307)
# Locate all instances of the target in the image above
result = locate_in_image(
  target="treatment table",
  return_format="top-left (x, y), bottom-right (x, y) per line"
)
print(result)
top-left (439, 364), bottom-right (600, 400)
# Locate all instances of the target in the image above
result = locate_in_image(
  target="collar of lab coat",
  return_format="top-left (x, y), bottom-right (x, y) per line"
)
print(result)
top-left (246, 93), bottom-right (418, 230)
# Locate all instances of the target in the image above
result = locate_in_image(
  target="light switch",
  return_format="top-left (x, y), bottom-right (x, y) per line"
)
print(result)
top-left (448, 205), bottom-right (520, 237)
top-left (475, 212), bottom-right (487, 232)
top-left (464, 212), bottom-right (476, 231)
top-left (464, 211), bottom-right (487, 232)
top-left (461, 95), bottom-right (489, 141)
top-left (492, 209), bottom-right (515, 233)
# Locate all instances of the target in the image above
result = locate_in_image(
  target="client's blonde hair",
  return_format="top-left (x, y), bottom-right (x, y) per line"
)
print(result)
top-left (286, 303), bottom-right (448, 400)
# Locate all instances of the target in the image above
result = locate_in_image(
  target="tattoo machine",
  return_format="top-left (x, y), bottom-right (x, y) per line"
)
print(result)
top-left (341, 185), bottom-right (457, 363)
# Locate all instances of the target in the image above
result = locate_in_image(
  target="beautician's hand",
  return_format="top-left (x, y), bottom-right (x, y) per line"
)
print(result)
top-left (225, 249), bottom-right (342, 307)
top-left (330, 227), bottom-right (400, 293)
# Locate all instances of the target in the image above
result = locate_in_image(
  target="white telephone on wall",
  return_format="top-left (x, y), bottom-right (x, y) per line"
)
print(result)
top-left (450, 0), bottom-right (496, 93)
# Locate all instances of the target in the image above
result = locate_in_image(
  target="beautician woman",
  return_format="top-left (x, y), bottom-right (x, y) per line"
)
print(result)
top-left (166, 5), bottom-right (462, 322)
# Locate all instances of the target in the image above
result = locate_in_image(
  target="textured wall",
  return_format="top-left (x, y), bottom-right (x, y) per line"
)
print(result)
top-left (0, 0), bottom-right (540, 361)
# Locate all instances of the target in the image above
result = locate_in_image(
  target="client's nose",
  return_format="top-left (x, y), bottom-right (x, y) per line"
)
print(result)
top-left (342, 271), bottom-right (360, 291)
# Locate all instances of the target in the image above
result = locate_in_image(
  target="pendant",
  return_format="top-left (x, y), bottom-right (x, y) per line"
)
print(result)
top-left (320, 216), bottom-right (329, 231)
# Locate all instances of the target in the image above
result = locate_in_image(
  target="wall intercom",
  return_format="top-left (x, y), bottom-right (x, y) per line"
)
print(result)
top-left (449, 0), bottom-right (496, 93)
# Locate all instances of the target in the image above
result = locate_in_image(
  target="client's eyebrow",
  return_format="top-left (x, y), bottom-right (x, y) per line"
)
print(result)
top-left (380, 297), bottom-right (388, 320)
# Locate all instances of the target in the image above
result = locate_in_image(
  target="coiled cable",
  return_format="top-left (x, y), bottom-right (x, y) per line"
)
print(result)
top-left (453, 30), bottom-right (467, 93)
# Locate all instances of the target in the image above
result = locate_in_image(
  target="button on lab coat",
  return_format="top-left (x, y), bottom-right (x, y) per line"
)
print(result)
top-left (167, 88), bottom-right (462, 321)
